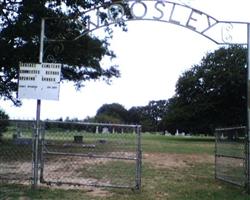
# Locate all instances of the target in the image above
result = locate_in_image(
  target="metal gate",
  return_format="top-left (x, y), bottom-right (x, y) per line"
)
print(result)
top-left (215, 126), bottom-right (248, 189)
top-left (39, 121), bottom-right (142, 190)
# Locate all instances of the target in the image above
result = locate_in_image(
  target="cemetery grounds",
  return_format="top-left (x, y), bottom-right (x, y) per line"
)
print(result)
top-left (0, 133), bottom-right (249, 200)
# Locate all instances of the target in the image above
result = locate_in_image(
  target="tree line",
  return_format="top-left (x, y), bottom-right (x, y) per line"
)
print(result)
top-left (84, 45), bottom-right (247, 135)
top-left (0, 45), bottom-right (247, 135)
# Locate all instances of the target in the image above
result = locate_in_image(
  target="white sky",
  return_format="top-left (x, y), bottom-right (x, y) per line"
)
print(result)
top-left (1, 0), bottom-right (250, 120)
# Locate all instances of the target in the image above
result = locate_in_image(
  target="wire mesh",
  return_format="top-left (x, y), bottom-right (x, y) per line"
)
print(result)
top-left (0, 120), bottom-right (34, 184)
top-left (40, 121), bottom-right (141, 189)
top-left (215, 126), bottom-right (247, 187)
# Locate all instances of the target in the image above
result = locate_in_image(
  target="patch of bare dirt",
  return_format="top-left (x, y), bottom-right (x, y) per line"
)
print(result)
top-left (39, 184), bottom-right (113, 198)
top-left (143, 153), bottom-right (214, 169)
top-left (43, 156), bottom-right (109, 181)
top-left (0, 162), bottom-right (31, 178)
top-left (85, 187), bottom-right (113, 198)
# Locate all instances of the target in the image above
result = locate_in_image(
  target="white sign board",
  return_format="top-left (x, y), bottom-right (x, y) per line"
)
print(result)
top-left (18, 62), bottom-right (61, 100)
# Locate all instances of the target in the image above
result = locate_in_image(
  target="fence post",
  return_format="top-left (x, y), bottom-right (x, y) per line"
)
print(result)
top-left (135, 125), bottom-right (142, 191)
top-left (39, 124), bottom-right (45, 183)
top-left (214, 129), bottom-right (218, 180)
top-left (32, 123), bottom-right (39, 189)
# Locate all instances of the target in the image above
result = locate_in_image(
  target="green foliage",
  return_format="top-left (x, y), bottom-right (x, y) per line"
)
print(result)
top-left (0, 0), bottom-right (120, 105)
top-left (95, 103), bottom-right (128, 123)
top-left (90, 101), bottom-right (168, 131)
top-left (0, 108), bottom-right (9, 141)
top-left (94, 113), bottom-right (124, 124)
top-left (0, 108), bottom-right (9, 120)
top-left (162, 45), bottom-right (247, 135)
top-left (127, 106), bottom-right (155, 131)
top-left (83, 46), bottom-right (247, 134)
top-left (44, 120), bottom-right (96, 132)
top-left (128, 100), bottom-right (168, 132)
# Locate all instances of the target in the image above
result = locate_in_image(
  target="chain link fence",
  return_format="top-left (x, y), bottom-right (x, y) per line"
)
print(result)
top-left (0, 120), bottom-right (142, 190)
top-left (215, 126), bottom-right (248, 189)
top-left (0, 120), bottom-right (34, 184)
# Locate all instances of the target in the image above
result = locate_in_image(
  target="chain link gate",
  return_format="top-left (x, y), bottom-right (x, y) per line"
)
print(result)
top-left (39, 121), bottom-right (142, 190)
top-left (215, 126), bottom-right (249, 190)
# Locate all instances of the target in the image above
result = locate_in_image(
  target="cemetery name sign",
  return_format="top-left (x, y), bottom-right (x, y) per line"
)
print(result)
top-left (45, 1), bottom-right (248, 45)
top-left (18, 62), bottom-right (61, 100)
top-left (72, 0), bottom-right (218, 41)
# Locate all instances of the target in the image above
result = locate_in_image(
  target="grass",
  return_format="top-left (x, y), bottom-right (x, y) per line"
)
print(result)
top-left (0, 140), bottom-right (32, 162)
top-left (75, 160), bottom-right (135, 186)
top-left (142, 134), bottom-right (214, 154)
top-left (0, 134), bottom-right (249, 200)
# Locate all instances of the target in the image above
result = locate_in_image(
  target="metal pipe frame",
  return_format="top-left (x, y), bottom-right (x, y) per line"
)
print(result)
top-left (43, 151), bottom-right (137, 161)
top-left (215, 154), bottom-right (245, 160)
top-left (32, 18), bottom-right (45, 189)
top-left (216, 176), bottom-right (245, 187)
top-left (41, 180), bottom-right (134, 190)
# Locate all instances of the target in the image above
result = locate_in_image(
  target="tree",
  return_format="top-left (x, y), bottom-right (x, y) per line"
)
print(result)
top-left (0, 108), bottom-right (9, 142)
top-left (146, 100), bottom-right (168, 131)
top-left (0, 0), bottom-right (121, 105)
top-left (127, 100), bottom-right (168, 132)
top-left (95, 103), bottom-right (128, 123)
top-left (162, 45), bottom-right (247, 135)
top-left (128, 106), bottom-right (155, 132)
top-left (95, 113), bottom-right (123, 124)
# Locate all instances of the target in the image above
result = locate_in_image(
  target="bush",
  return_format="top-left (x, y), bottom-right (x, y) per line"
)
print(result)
top-left (0, 108), bottom-right (9, 142)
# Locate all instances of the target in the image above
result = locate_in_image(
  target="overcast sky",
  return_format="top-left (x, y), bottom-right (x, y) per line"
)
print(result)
top-left (1, 0), bottom-right (250, 120)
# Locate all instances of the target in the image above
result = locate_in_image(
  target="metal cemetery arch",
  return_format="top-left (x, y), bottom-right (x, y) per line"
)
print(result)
top-left (44, 0), bottom-right (248, 45)
top-left (36, 0), bottom-right (250, 192)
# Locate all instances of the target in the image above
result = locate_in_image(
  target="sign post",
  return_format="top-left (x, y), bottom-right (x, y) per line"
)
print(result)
top-left (34, 18), bottom-right (44, 189)
top-left (18, 18), bottom-right (61, 189)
